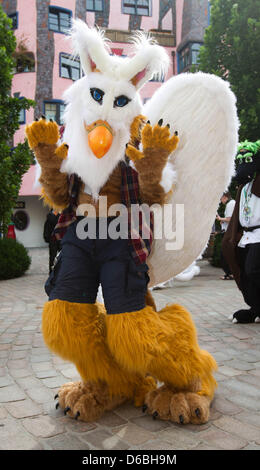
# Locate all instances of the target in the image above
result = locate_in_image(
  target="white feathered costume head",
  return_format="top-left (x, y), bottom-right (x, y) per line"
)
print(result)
top-left (61, 19), bottom-right (169, 198)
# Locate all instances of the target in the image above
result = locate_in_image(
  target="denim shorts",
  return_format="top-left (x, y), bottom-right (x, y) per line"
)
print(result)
top-left (46, 218), bottom-right (149, 315)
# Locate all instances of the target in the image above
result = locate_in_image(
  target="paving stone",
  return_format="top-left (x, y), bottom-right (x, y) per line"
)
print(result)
top-left (22, 415), bottom-right (65, 438)
top-left (218, 365), bottom-right (243, 377)
top-left (114, 403), bottom-right (144, 420)
top-left (131, 415), bottom-right (170, 432)
top-left (98, 411), bottom-right (128, 427)
top-left (44, 433), bottom-right (89, 450)
top-left (0, 385), bottom-right (26, 402)
top-left (0, 407), bottom-right (8, 419)
top-left (0, 374), bottom-right (15, 387)
top-left (139, 439), bottom-right (178, 450)
top-left (41, 376), bottom-right (68, 388)
top-left (199, 428), bottom-right (248, 450)
top-left (0, 418), bottom-right (42, 450)
top-left (158, 427), bottom-right (199, 449)
top-left (227, 392), bottom-right (260, 411)
top-left (9, 368), bottom-right (33, 378)
top-left (5, 399), bottom-right (42, 418)
top-left (213, 415), bottom-right (260, 442)
top-left (82, 428), bottom-right (129, 450)
top-left (58, 416), bottom-right (97, 433)
top-left (35, 369), bottom-right (58, 379)
top-left (111, 423), bottom-right (154, 446)
top-left (26, 386), bottom-right (55, 404)
top-left (235, 411), bottom-right (260, 429)
top-left (211, 396), bottom-right (242, 415)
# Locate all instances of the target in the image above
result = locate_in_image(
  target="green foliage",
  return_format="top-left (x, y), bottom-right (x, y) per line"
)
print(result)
top-left (0, 5), bottom-right (34, 234)
top-left (198, 0), bottom-right (260, 142)
top-left (0, 238), bottom-right (31, 279)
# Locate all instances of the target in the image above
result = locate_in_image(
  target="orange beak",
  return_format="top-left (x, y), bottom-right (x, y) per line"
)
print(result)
top-left (85, 120), bottom-right (113, 159)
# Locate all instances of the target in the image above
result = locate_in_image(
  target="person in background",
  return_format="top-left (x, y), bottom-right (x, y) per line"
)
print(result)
top-left (216, 191), bottom-right (236, 280)
top-left (223, 140), bottom-right (260, 324)
top-left (43, 209), bottom-right (60, 274)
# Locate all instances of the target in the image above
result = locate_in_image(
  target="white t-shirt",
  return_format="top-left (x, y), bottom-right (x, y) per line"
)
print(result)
top-left (238, 181), bottom-right (260, 247)
top-left (221, 199), bottom-right (235, 231)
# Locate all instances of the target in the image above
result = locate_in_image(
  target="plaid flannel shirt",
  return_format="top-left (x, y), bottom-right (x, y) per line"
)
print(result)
top-left (53, 162), bottom-right (154, 265)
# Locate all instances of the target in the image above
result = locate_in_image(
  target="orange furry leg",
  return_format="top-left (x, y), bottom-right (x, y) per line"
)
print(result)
top-left (42, 300), bottom-right (156, 421)
top-left (106, 304), bottom-right (217, 424)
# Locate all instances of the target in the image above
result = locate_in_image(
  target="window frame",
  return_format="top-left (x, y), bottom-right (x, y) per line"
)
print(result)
top-left (177, 42), bottom-right (203, 73)
top-left (8, 12), bottom-right (18, 30)
top-left (122, 0), bottom-right (152, 17)
top-left (86, 0), bottom-right (104, 12)
top-left (48, 6), bottom-right (72, 34)
top-left (43, 100), bottom-right (65, 125)
top-left (59, 53), bottom-right (81, 81)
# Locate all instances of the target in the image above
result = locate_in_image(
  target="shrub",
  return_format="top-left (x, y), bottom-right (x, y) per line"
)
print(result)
top-left (0, 237), bottom-right (31, 279)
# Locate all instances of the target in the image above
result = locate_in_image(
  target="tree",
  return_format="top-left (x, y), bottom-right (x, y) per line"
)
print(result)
top-left (0, 6), bottom-right (34, 234)
top-left (198, 0), bottom-right (260, 142)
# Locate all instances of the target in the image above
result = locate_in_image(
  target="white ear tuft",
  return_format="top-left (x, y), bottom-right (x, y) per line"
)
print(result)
top-left (126, 31), bottom-right (170, 89)
top-left (69, 18), bottom-right (111, 75)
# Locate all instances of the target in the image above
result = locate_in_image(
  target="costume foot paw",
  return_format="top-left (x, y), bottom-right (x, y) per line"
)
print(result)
top-left (26, 117), bottom-right (59, 149)
top-left (54, 381), bottom-right (107, 422)
top-left (232, 309), bottom-right (260, 324)
top-left (144, 386), bottom-right (210, 424)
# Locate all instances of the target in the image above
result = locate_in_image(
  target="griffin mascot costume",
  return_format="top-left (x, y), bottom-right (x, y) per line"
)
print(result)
top-left (223, 140), bottom-right (260, 324)
top-left (26, 20), bottom-right (239, 424)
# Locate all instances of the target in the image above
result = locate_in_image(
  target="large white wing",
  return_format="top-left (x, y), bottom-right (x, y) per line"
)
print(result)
top-left (143, 72), bottom-right (239, 287)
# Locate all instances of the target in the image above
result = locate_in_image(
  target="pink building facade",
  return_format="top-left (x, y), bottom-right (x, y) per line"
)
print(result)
top-left (1, 0), bottom-right (210, 247)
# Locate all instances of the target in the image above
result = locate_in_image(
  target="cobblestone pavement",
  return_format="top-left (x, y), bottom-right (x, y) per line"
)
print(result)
top-left (0, 248), bottom-right (259, 451)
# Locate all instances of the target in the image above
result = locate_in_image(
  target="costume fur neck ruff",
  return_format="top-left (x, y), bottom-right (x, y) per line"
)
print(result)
top-left (61, 20), bottom-right (169, 197)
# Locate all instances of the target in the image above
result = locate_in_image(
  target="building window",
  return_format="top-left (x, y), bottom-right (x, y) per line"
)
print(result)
top-left (178, 42), bottom-right (202, 73)
top-left (48, 6), bottom-right (72, 34)
top-left (122, 0), bottom-right (151, 16)
top-left (14, 52), bottom-right (35, 73)
top-left (150, 71), bottom-right (165, 82)
top-left (86, 0), bottom-right (103, 11)
top-left (44, 101), bottom-right (65, 125)
top-left (8, 12), bottom-right (18, 29)
top-left (60, 53), bottom-right (81, 81)
top-left (18, 108), bottom-right (26, 124)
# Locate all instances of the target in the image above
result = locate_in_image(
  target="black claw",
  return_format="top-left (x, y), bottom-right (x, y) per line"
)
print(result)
top-left (64, 144), bottom-right (69, 149)
top-left (158, 119), bottom-right (163, 126)
top-left (195, 408), bottom-right (200, 418)
top-left (125, 143), bottom-right (128, 148)
top-left (75, 411), bottom-right (80, 420)
top-left (166, 123), bottom-right (170, 128)
top-left (142, 404), bottom-right (148, 413)
top-left (64, 406), bottom-right (71, 415)
top-left (179, 415), bottom-right (184, 424)
top-left (174, 131), bottom-right (178, 136)
top-left (147, 120), bottom-right (150, 124)
top-left (41, 115), bottom-right (46, 119)
top-left (55, 402), bottom-right (59, 410)
top-left (152, 411), bottom-right (158, 420)
top-left (50, 118), bottom-right (53, 122)
top-left (54, 394), bottom-right (58, 400)
top-left (35, 118), bottom-right (39, 121)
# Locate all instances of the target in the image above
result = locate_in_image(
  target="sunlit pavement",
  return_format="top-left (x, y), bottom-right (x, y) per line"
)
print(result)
top-left (0, 248), bottom-right (259, 450)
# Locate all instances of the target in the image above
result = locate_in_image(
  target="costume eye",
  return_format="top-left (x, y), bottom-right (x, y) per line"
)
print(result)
top-left (114, 95), bottom-right (131, 108)
top-left (90, 88), bottom-right (104, 104)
